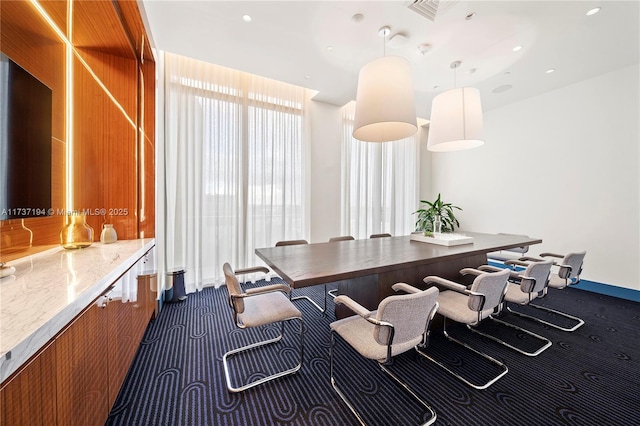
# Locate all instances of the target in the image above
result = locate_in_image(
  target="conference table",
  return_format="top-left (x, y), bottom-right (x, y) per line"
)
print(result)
top-left (255, 232), bottom-right (541, 319)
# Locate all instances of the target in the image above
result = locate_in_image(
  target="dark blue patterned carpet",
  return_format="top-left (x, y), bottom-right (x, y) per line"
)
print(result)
top-left (106, 280), bottom-right (640, 426)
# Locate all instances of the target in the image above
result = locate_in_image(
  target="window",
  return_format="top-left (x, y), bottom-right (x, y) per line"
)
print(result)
top-left (163, 53), bottom-right (308, 289)
top-left (341, 102), bottom-right (420, 238)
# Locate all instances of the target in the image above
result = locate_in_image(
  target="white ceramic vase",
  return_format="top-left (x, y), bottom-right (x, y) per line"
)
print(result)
top-left (100, 224), bottom-right (118, 244)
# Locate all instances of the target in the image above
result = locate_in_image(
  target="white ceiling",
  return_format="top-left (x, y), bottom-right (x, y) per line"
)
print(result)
top-left (140, 0), bottom-right (640, 119)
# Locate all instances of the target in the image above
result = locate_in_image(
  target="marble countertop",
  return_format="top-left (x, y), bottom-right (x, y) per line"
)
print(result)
top-left (0, 238), bottom-right (155, 383)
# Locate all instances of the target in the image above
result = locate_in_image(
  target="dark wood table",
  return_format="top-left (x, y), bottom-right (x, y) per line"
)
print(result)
top-left (255, 232), bottom-right (541, 318)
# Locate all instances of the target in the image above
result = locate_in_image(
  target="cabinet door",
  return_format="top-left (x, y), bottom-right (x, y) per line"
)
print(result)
top-left (56, 298), bottom-right (109, 426)
top-left (106, 286), bottom-right (135, 408)
top-left (1, 341), bottom-right (57, 426)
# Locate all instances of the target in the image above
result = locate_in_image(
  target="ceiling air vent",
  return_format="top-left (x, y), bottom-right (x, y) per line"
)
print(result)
top-left (405, 0), bottom-right (458, 22)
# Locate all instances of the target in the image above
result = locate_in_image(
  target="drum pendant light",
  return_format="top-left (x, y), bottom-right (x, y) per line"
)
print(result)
top-left (353, 27), bottom-right (418, 142)
top-left (427, 61), bottom-right (485, 152)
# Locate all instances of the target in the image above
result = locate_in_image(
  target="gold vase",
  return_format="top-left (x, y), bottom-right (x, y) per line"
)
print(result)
top-left (60, 213), bottom-right (94, 249)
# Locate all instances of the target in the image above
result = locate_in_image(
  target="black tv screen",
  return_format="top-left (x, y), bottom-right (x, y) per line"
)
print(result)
top-left (0, 53), bottom-right (53, 220)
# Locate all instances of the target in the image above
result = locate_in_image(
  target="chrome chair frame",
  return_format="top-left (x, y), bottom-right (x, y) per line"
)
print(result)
top-left (474, 262), bottom-right (554, 356)
top-left (275, 239), bottom-right (330, 314)
top-left (418, 269), bottom-right (510, 390)
top-left (509, 252), bottom-right (586, 332)
top-left (326, 236), bottom-right (355, 299)
top-left (486, 233), bottom-right (530, 263)
top-left (222, 264), bottom-right (305, 393)
top-left (330, 284), bottom-right (439, 426)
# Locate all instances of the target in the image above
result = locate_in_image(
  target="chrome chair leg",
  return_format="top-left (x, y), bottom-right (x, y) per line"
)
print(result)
top-left (291, 284), bottom-right (329, 314)
top-left (329, 331), bottom-right (437, 426)
top-left (466, 313), bottom-right (552, 357)
top-left (508, 303), bottom-right (585, 332)
top-left (223, 317), bottom-right (304, 393)
top-left (417, 318), bottom-right (508, 390)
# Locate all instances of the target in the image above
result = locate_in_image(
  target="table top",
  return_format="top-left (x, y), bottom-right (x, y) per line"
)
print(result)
top-left (255, 232), bottom-right (541, 288)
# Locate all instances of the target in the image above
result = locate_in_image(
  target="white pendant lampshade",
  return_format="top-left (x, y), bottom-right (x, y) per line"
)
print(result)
top-left (427, 87), bottom-right (484, 152)
top-left (353, 56), bottom-right (418, 142)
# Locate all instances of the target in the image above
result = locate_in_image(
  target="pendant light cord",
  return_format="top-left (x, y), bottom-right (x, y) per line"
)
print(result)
top-left (383, 34), bottom-right (386, 57)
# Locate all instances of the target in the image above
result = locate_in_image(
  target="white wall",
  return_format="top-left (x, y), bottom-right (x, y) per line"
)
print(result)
top-left (431, 64), bottom-right (640, 290)
top-left (309, 100), bottom-right (342, 243)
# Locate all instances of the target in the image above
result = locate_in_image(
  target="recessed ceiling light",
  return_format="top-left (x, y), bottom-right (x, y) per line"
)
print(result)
top-left (545, 68), bottom-right (556, 74)
top-left (326, 46), bottom-right (334, 51)
top-left (304, 75), bottom-right (310, 80)
top-left (242, 14), bottom-right (252, 22)
top-left (417, 43), bottom-right (432, 55)
top-left (512, 45), bottom-right (522, 52)
top-left (504, 71), bottom-right (511, 75)
top-left (351, 13), bottom-right (364, 23)
top-left (492, 84), bottom-right (512, 94)
top-left (586, 7), bottom-right (601, 16)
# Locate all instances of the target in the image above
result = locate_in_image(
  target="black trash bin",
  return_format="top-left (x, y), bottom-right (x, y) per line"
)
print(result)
top-left (165, 269), bottom-right (187, 302)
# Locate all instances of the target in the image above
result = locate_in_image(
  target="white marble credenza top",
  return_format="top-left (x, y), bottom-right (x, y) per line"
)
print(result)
top-left (0, 238), bottom-right (155, 383)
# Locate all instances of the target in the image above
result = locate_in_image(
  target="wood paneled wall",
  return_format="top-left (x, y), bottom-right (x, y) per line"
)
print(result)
top-left (0, 0), bottom-right (155, 262)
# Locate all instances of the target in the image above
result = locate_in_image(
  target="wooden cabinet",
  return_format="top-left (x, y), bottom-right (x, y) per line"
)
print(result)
top-left (56, 299), bottom-right (110, 426)
top-left (0, 246), bottom-right (156, 425)
top-left (106, 249), bottom-right (157, 407)
top-left (1, 341), bottom-right (57, 426)
top-left (106, 289), bottom-right (136, 407)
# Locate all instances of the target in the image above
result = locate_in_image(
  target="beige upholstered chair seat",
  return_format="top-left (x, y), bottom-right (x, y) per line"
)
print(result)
top-left (330, 310), bottom-right (423, 362)
top-left (472, 259), bottom-right (553, 356)
top-left (436, 290), bottom-right (495, 324)
top-left (547, 274), bottom-right (569, 289)
top-left (506, 251), bottom-right (586, 332)
top-left (222, 262), bottom-right (304, 393)
top-left (504, 283), bottom-right (532, 304)
top-left (239, 292), bottom-right (302, 328)
top-left (420, 268), bottom-right (510, 389)
top-left (330, 284), bottom-right (439, 425)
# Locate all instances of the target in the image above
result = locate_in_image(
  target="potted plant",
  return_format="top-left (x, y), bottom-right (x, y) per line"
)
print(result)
top-left (413, 193), bottom-right (462, 235)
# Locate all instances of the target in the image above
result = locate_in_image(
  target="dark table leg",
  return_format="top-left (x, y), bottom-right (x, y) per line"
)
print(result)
top-left (335, 253), bottom-right (488, 319)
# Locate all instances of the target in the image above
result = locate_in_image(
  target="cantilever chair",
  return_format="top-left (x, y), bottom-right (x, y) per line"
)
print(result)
top-left (222, 263), bottom-right (304, 393)
top-left (486, 233), bottom-right (530, 263)
top-left (508, 251), bottom-right (587, 332)
top-left (330, 284), bottom-right (439, 426)
top-left (275, 239), bottom-right (330, 314)
top-left (326, 236), bottom-right (355, 298)
top-left (370, 233), bottom-right (392, 238)
top-left (475, 260), bottom-right (554, 356)
top-left (419, 268), bottom-right (510, 389)
top-left (329, 235), bottom-right (355, 242)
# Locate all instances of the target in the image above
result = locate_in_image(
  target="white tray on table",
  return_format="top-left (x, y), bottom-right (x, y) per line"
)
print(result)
top-left (410, 233), bottom-right (474, 246)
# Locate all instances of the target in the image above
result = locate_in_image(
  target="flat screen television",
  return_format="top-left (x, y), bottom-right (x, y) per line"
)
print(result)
top-left (0, 52), bottom-right (53, 220)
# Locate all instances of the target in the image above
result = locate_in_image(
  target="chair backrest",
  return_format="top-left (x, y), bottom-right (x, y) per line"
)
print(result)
top-left (468, 269), bottom-right (510, 312)
top-left (521, 260), bottom-right (553, 294)
top-left (497, 233), bottom-right (529, 254)
top-left (275, 239), bottom-right (308, 246)
top-left (222, 262), bottom-right (245, 313)
top-left (370, 233), bottom-right (392, 239)
top-left (559, 251), bottom-right (586, 281)
top-left (373, 287), bottom-right (439, 349)
top-left (329, 236), bottom-right (355, 242)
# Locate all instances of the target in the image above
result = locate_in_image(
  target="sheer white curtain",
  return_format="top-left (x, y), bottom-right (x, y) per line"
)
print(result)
top-left (341, 101), bottom-right (420, 238)
top-left (162, 52), bottom-right (309, 292)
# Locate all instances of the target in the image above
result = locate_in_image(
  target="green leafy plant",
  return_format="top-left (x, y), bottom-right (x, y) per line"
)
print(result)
top-left (413, 193), bottom-right (462, 233)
